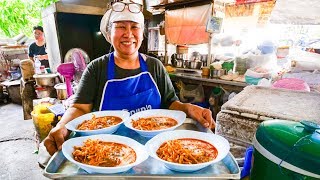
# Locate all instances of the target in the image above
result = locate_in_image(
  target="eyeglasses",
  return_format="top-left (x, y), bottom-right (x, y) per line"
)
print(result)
top-left (111, 2), bottom-right (143, 13)
top-left (33, 32), bottom-right (43, 36)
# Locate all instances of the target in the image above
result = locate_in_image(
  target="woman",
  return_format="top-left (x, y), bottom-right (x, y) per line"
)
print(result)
top-left (44, 0), bottom-right (215, 155)
top-left (28, 25), bottom-right (49, 68)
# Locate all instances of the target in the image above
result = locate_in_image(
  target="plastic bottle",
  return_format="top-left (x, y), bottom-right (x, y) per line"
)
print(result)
top-left (34, 56), bottom-right (41, 74)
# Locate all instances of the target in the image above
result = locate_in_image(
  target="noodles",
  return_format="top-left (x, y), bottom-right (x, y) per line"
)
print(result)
top-left (132, 117), bottom-right (178, 130)
top-left (72, 139), bottom-right (136, 167)
top-left (156, 138), bottom-right (218, 164)
top-left (77, 115), bottom-right (122, 130)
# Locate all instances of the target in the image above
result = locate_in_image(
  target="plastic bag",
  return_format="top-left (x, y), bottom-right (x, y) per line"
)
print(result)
top-left (246, 53), bottom-right (277, 71)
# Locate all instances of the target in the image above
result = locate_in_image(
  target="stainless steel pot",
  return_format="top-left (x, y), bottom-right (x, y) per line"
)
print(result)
top-left (35, 86), bottom-right (56, 99)
top-left (210, 69), bottom-right (226, 78)
top-left (54, 83), bottom-right (67, 100)
top-left (186, 61), bottom-right (202, 69)
top-left (173, 59), bottom-right (185, 68)
top-left (33, 74), bottom-right (58, 86)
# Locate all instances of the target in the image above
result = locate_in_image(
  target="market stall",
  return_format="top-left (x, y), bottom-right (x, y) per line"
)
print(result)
top-left (6, 0), bottom-right (318, 179)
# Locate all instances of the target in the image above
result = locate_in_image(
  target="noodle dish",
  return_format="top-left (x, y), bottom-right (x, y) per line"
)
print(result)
top-left (145, 130), bottom-right (230, 172)
top-left (62, 134), bottom-right (149, 174)
top-left (124, 109), bottom-right (186, 138)
top-left (65, 110), bottom-right (130, 136)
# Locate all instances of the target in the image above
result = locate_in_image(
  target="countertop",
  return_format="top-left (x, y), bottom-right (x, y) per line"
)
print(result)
top-left (168, 69), bottom-right (248, 92)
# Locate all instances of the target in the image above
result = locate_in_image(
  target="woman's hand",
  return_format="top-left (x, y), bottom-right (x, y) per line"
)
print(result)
top-left (186, 103), bottom-right (215, 129)
top-left (37, 54), bottom-right (48, 60)
top-left (169, 101), bottom-right (215, 129)
top-left (43, 124), bottom-right (70, 156)
top-left (43, 104), bottom-right (92, 155)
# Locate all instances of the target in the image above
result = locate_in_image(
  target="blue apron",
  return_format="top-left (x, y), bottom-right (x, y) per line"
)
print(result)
top-left (99, 53), bottom-right (161, 115)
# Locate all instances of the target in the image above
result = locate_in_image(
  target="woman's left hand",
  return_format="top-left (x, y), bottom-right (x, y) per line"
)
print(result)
top-left (186, 104), bottom-right (215, 129)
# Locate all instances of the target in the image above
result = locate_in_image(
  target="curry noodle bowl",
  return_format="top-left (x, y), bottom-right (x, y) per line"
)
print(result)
top-left (132, 117), bottom-right (178, 130)
top-left (124, 109), bottom-right (186, 138)
top-left (77, 115), bottom-right (122, 130)
top-left (62, 134), bottom-right (149, 174)
top-left (157, 138), bottom-right (218, 164)
top-left (73, 139), bottom-right (136, 167)
top-left (65, 110), bottom-right (130, 136)
top-left (145, 130), bottom-right (230, 172)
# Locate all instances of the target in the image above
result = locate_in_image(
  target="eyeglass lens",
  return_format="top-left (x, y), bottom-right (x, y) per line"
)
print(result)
top-left (112, 2), bottom-right (142, 13)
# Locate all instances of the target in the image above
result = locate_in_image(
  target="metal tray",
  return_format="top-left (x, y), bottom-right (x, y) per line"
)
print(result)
top-left (44, 118), bottom-right (240, 179)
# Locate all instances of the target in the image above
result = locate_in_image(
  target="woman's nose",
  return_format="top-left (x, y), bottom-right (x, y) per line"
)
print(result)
top-left (123, 27), bottom-right (133, 37)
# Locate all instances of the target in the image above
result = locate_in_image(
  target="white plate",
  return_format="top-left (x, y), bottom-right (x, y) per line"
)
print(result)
top-left (65, 110), bottom-right (130, 136)
top-left (62, 134), bottom-right (149, 174)
top-left (145, 130), bottom-right (230, 172)
top-left (123, 109), bottom-right (186, 138)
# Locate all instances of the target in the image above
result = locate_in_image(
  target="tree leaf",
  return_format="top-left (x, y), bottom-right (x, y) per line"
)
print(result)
top-left (0, 0), bottom-right (59, 38)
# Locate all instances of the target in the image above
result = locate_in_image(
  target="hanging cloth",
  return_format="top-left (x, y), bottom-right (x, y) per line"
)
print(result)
top-left (165, 4), bottom-right (212, 45)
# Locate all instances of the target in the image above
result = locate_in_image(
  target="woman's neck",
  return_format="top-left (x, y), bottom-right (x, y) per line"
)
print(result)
top-left (114, 52), bottom-right (140, 69)
top-left (36, 39), bottom-right (45, 46)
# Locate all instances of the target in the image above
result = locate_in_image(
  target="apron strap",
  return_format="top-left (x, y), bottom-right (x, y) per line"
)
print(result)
top-left (107, 53), bottom-right (147, 80)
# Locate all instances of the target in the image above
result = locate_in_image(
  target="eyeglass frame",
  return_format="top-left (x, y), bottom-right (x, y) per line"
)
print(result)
top-left (110, 1), bottom-right (143, 14)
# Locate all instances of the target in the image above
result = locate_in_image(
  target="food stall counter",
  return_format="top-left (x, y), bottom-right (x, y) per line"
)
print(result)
top-left (169, 70), bottom-right (248, 93)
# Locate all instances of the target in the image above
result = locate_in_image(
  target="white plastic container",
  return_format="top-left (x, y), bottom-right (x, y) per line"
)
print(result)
top-left (34, 57), bottom-right (41, 74)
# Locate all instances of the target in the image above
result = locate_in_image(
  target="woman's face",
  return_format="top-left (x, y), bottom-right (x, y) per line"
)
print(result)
top-left (110, 21), bottom-right (143, 56)
top-left (33, 29), bottom-right (44, 41)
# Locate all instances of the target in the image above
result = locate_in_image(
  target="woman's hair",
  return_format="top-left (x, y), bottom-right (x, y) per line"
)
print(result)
top-left (33, 25), bottom-right (43, 32)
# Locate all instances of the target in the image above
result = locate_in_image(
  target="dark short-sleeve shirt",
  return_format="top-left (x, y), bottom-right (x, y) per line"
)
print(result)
top-left (73, 53), bottom-right (179, 111)
top-left (28, 42), bottom-right (49, 68)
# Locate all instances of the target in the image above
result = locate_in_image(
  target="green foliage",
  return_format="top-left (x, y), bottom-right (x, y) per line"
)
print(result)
top-left (0, 0), bottom-right (59, 38)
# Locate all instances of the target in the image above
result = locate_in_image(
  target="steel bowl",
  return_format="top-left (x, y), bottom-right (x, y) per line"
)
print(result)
top-left (173, 59), bottom-right (185, 68)
top-left (54, 83), bottom-right (67, 100)
top-left (210, 69), bottom-right (226, 78)
top-left (33, 74), bottom-right (58, 86)
top-left (187, 61), bottom-right (202, 69)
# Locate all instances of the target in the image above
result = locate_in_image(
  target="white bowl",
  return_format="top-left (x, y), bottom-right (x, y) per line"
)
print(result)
top-left (145, 130), bottom-right (230, 172)
top-left (65, 110), bottom-right (130, 136)
top-left (123, 109), bottom-right (186, 138)
top-left (62, 134), bottom-right (149, 174)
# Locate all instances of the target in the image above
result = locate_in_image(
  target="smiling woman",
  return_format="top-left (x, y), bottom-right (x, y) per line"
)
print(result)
top-left (44, 0), bottom-right (215, 156)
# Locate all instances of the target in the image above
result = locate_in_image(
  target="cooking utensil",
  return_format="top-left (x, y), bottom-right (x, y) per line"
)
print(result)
top-left (186, 61), bottom-right (202, 69)
top-left (54, 83), bottom-right (67, 100)
top-left (210, 69), bottom-right (226, 78)
top-left (173, 59), bottom-right (185, 68)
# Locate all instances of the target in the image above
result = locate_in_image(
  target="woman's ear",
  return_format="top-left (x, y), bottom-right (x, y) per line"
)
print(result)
top-left (107, 33), bottom-right (111, 43)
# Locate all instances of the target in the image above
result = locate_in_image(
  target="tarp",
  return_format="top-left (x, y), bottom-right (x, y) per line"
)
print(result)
top-left (165, 4), bottom-right (212, 45)
top-left (270, 0), bottom-right (320, 25)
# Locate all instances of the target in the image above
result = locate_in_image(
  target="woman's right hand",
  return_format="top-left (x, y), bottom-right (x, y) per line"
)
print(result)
top-left (43, 104), bottom-right (93, 155)
top-left (43, 124), bottom-right (70, 156)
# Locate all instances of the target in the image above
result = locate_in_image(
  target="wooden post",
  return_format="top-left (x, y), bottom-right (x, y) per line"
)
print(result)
top-left (207, 33), bottom-right (213, 67)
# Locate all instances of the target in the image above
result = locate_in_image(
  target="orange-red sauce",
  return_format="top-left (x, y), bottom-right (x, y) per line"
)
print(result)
top-left (77, 115), bottom-right (122, 130)
top-left (73, 139), bottom-right (136, 167)
top-left (157, 138), bottom-right (218, 164)
top-left (132, 116), bottom-right (178, 130)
